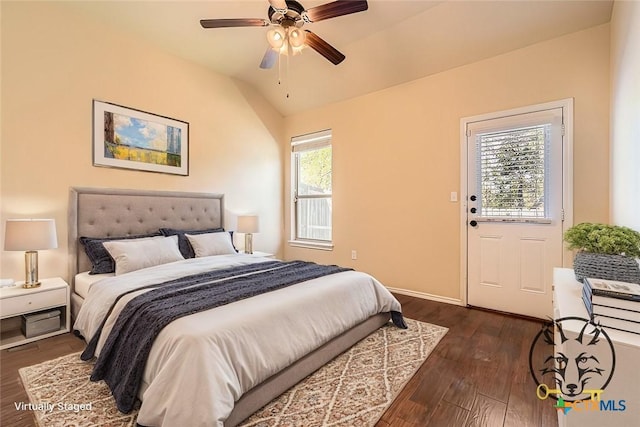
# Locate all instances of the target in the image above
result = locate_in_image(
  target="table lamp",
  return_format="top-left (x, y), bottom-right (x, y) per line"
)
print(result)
top-left (4, 219), bottom-right (58, 288)
top-left (237, 215), bottom-right (259, 254)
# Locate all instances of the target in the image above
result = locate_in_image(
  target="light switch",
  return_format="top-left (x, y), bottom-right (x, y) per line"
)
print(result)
top-left (450, 192), bottom-right (458, 202)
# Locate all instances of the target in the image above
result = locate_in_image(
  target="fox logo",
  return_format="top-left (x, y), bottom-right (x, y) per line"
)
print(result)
top-left (529, 316), bottom-right (615, 402)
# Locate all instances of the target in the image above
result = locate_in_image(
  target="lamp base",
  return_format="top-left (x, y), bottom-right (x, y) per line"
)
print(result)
top-left (245, 233), bottom-right (253, 255)
top-left (22, 281), bottom-right (41, 289)
top-left (24, 250), bottom-right (41, 289)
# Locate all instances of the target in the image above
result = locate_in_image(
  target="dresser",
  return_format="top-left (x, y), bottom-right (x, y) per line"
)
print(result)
top-left (553, 268), bottom-right (640, 426)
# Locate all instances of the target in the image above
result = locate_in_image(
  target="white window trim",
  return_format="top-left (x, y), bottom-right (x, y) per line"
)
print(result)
top-left (290, 129), bottom-right (334, 250)
top-left (288, 239), bottom-right (334, 250)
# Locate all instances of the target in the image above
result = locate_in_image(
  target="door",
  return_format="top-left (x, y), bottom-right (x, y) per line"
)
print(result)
top-left (466, 107), bottom-right (565, 319)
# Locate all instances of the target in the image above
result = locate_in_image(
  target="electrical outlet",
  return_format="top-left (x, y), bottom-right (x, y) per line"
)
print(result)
top-left (351, 250), bottom-right (357, 260)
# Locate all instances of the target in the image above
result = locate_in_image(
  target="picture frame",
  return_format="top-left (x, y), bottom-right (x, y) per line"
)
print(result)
top-left (92, 100), bottom-right (189, 176)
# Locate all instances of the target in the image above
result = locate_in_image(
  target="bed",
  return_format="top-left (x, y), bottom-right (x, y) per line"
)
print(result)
top-left (68, 187), bottom-right (404, 427)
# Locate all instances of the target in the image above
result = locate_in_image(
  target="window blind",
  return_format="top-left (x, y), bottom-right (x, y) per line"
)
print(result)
top-left (476, 124), bottom-right (550, 219)
top-left (291, 129), bottom-right (331, 152)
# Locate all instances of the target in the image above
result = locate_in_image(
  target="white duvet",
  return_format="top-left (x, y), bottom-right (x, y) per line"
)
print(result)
top-left (74, 254), bottom-right (402, 427)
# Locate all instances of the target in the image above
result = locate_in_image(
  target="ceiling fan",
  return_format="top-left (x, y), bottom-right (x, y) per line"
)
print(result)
top-left (200, 0), bottom-right (368, 69)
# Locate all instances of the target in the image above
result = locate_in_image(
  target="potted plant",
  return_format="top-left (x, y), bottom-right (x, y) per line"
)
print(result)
top-left (564, 222), bottom-right (640, 284)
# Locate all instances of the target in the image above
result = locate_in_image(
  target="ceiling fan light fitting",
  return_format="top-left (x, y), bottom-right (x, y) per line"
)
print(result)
top-left (278, 41), bottom-right (289, 55)
top-left (267, 26), bottom-right (287, 49)
top-left (288, 27), bottom-right (306, 49)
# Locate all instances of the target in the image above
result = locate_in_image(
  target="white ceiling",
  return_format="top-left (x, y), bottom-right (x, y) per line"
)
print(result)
top-left (66, 0), bottom-right (613, 116)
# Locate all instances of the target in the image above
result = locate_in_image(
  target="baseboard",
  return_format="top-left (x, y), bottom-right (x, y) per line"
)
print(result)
top-left (386, 287), bottom-right (465, 306)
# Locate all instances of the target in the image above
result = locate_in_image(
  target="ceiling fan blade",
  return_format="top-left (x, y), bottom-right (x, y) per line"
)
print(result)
top-left (200, 18), bottom-right (269, 29)
top-left (304, 31), bottom-right (345, 65)
top-left (304, 0), bottom-right (368, 23)
top-left (269, 0), bottom-right (288, 12)
top-left (260, 48), bottom-right (278, 69)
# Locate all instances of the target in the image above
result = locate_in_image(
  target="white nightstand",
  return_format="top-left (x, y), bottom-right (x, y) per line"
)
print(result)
top-left (0, 277), bottom-right (71, 350)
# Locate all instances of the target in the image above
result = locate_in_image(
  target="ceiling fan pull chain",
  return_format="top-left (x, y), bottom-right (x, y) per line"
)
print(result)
top-left (286, 50), bottom-right (290, 98)
top-left (278, 48), bottom-right (282, 86)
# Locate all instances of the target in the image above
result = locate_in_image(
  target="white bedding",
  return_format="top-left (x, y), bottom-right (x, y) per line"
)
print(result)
top-left (74, 254), bottom-right (402, 427)
top-left (74, 271), bottom-right (113, 299)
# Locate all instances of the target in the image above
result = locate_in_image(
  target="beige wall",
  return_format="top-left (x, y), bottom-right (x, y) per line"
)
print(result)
top-left (0, 2), bottom-right (284, 282)
top-left (610, 0), bottom-right (640, 230)
top-left (283, 24), bottom-right (610, 301)
top-left (0, 2), bottom-right (615, 303)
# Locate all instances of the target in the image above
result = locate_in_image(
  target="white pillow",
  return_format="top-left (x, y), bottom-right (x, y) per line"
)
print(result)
top-left (186, 232), bottom-right (237, 257)
top-left (103, 235), bottom-right (184, 275)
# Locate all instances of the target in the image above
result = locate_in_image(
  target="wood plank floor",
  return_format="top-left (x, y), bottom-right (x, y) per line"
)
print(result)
top-left (376, 294), bottom-right (558, 427)
top-left (1, 332), bottom-right (85, 427)
top-left (0, 294), bottom-right (558, 427)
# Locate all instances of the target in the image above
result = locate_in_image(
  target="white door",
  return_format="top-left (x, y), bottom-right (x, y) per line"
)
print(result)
top-left (466, 107), bottom-right (566, 319)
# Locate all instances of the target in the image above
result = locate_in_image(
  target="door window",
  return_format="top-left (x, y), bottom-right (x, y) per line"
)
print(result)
top-left (476, 124), bottom-right (550, 220)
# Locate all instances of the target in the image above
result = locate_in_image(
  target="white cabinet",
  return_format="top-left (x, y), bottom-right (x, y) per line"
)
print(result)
top-left (553, 268), bottom-right (640, 427)
top-left (0, 277), bottom-right (70, 349)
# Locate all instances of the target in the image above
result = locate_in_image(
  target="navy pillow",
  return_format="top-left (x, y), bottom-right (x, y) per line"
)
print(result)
top-left (80, 232), bottom-right (162, 274)
top-left (159, 228), bottom-right (228, 258)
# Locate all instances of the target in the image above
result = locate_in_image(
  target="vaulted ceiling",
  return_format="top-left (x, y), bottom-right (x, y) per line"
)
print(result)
top-left (66, 1), bottom-right (613, 116)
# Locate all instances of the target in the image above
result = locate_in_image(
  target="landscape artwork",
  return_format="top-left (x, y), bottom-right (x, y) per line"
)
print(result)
top-left (93, 100), bottom-right (189, 176)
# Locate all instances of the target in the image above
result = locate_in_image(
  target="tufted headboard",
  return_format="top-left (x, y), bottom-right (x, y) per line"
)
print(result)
top-left (68, 187), bottom-right (224, 291)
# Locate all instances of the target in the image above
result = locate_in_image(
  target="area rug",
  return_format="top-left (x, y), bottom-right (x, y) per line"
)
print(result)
top-left (18, 319), bottom-right (447, 427)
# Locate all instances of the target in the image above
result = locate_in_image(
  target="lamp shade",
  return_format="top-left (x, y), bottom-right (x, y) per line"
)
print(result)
top-left (4, 219), bottom-right (58, 251)
top-left (237, 215), bottom-right (259, 234)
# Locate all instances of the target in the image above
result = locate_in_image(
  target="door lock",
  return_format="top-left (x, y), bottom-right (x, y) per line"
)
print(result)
top-left (470, 195), bottom-right (477, 201)
top-left (469, 220), bottom-right (478, 227)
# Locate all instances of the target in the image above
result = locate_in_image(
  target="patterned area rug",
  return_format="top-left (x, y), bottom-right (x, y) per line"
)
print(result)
top-left (18, 319), bottom-right (447, 427)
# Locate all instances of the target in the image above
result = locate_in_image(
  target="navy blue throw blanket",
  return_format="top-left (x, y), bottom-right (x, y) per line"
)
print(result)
top-left (83, 260), bottom-right (406, 413)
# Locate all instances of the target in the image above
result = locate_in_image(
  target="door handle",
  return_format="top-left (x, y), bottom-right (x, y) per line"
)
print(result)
top-left (470, 195), bottom-right (477, 201)
top-left (469, 220), bottom-right (478, 227)
top-left (470, 208), bottom-right (477, 214)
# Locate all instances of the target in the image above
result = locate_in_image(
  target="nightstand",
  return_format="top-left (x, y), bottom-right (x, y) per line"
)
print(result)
top-left (0, 277), bottom-right (71, 350)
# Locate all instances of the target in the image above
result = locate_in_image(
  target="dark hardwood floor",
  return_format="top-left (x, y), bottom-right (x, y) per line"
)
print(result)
top-left (376, 294), bottom-right (558, 427)
top-left (1, 332), bottom-right (85, 427)
top-left (0, 294), bottom-right (558, 427)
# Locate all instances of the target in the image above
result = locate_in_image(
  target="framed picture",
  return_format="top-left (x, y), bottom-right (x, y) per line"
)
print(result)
top-left (92, 100), bottom-right (189, 176)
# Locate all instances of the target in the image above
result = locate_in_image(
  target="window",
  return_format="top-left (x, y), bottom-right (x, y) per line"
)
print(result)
top-left (291, 129), bottom-right (332, 249)
top-left (476, 124), bottom-right (550, 219)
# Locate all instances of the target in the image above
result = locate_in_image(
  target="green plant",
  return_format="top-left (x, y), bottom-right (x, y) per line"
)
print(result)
top-left (564, 223), bottom-right (640, 257)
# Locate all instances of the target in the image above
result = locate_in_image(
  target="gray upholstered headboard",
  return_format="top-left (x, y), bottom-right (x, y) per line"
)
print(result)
top-left (68, 187), bottom-right (224, 289)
